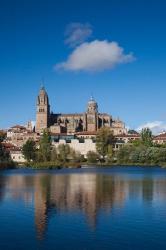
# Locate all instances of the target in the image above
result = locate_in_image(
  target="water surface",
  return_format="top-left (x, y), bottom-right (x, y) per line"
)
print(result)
top-left (0, 167), bottom-right (166, 249)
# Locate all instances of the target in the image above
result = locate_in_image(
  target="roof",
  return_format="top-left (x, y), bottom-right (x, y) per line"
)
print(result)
top-left (76, 131), bottom-right (97, 135)
top-left (51, 133), bottom-right (68, 136)
top-left (11, 125), bottom-right (26, 130)
top-left (1, 142), bottom-right (20, 151)
top-left (1, 142), bottom-right (14, 148)
top-left (154, 133), bottom-right (166, 140)
top-left (59, 113), bottom-right (84, 117)
top-left (116, 134), bottom-right (140, 138)
top-left (98, 113), bottom-right (111, 116)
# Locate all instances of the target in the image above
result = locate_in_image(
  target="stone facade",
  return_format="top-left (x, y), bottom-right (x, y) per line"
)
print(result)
top-left (153, 133), bottom-right (166, 144)
top-left (53, 138), bottom-right (96, 157)
top-left (36, 87), bottom-right (127, 135)
top-left (10, 149), bottom-right (26, 163)
top-left (6, 124), bottom-right (39, 147)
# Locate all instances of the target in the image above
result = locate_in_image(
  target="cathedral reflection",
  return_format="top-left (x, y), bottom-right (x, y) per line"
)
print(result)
top-left (33, 174), bottom-right (125, 238)
top-left (1, 172), bottom-right (166, 240)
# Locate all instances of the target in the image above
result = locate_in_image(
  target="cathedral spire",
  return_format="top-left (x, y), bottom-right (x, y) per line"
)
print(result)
top-left (40, 77), bottom-right (45, 90)
top-left (36, 84), bottom-right (50, 133)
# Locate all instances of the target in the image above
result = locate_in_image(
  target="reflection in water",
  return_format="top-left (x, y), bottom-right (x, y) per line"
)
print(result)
top-left (1, 170), bottom-right (166, 240)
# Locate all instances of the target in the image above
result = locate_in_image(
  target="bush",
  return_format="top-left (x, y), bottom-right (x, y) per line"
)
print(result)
top-left (87, 151), bottom-right (99, 164)
top-left (30, 161), bottom-right (62, 169)
top-left (0, 161), bottom-right (16, 170)
top-left (116, 143), bottom-right (166, 166)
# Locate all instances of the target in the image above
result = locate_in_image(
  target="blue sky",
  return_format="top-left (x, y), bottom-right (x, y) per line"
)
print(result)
top-left (0, 0), bottom-right (166, 132)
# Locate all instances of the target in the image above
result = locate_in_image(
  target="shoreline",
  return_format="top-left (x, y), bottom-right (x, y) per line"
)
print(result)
top-left (1, 162), bottom-right (166, 170)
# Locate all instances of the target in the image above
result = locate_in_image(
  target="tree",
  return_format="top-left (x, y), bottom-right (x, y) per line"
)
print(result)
top-left (96, 127), bottom-right (115, 160)
top-left (128, 129), bottom-right (139, 135)
top-left (57, 144), bottom-right (71, 162)
top-left (0, 131), bottom-right (6, 143)
top-left (51, 147), bottom-right (58, 162)
top-left (141, 128), bottom-right (153, 146)
top-left (116, 144), bottom-right (133, 164)
top-left (0, 142), bottom-right (10, 162)
top-left (37, 130), bottom-right (51, 162)
top-left (69, 148), bottom-right (82, 162)
top-left (87, 151), bottom-right (99, 164)
top-left (22, 139), bottom-right (36, 162)
top-left (106, 144), bottom-right (113, 163)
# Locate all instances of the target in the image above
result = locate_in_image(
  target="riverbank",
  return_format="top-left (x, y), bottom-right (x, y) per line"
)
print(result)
top-left (2, 161), bottom-right (166, 170)
top-left (82, 162), bottom-right (166, 168)
top-left (19, 161), bottom-right (82, 169)
top-left (0, 162), bottom-right (17, 170)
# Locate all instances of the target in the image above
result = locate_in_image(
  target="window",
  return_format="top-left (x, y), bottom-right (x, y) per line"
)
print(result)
top-left (39, 108), bottom-right (45, 112)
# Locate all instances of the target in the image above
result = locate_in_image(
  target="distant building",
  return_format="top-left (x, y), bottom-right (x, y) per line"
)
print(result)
top-left (6, 124), bottom-right (40, 147)
top-left (9, 86), bottom-right (166, 159)
top-left (153, 133), bottom-right (166, 144)
top-left (52, 138), bottom-right (96, 157)
top-left (2, 142), bottom-right (25, 163)
top-left (36, 87), bottom-right (127, 135)
top-left (10, 148), bottom-right (26, 163)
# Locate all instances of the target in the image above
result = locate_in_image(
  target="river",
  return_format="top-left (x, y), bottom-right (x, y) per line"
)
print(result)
top-left (0, 166), bottom-right (166, 249)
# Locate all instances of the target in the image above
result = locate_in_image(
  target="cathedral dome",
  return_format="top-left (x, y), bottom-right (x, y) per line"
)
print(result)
top-left (87, 96), bottom-right (98, 113)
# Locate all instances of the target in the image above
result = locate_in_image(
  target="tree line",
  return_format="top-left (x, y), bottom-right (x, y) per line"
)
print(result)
top-left (2, 127), bottom-right (166, 168)
top-left (116, 128), bottom-right (166, 166)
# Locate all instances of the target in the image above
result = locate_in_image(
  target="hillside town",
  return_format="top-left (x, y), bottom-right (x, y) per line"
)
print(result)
top-left (1, 87), bottom-right (166, 164)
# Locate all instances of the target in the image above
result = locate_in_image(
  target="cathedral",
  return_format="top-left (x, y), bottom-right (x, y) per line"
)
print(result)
top-left (36, 87), bottom-right (127, 135)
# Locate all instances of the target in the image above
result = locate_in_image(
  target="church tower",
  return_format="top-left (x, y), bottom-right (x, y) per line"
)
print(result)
top-left (86, 96), bottom-right (98, 132)
top-left (36, 87), bottom-right (50, 133)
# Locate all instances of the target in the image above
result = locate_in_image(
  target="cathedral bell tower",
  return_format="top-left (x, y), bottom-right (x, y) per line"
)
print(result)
top-left (86, 96), bottom-right (98, 132)
top-left (36, 86), bottom-right (50, 133)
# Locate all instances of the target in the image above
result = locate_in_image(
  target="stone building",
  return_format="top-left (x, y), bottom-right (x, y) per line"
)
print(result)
top-left (6, 124), bottom-right (39, 147)
top-left (153, 133), bottom-right (166, 144)
top-left (36, 86), bottom-right (127, 135)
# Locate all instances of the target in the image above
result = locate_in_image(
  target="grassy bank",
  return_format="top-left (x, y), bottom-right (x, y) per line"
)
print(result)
top-left (27, 161), bottom-right (166, 169)
top-left (24, 161), bottom-right (82, 169)
top-left (82, 161), bottom-right (166, 168)
top-left (0, 161), bottom-right (17, 170)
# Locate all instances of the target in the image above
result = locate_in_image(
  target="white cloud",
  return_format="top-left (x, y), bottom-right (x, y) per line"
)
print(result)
top-left (64, 22), bottom-right (92, 48)
top-left (136, 121), bottom-right (166, 135)
top-left (55, 40), bottom-right (135, 72)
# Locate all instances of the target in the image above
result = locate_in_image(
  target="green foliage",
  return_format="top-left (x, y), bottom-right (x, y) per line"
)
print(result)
top-left (37, 130), bottom-right (51, 162)
top-left (0, 141), bottom-right (15, 169)
top-left (96, 127), bottom-right (115, 159)
top-left (51, 147), bottom-right (58, 162)
top-left (128, 129), bottom-right (138, 135)
top-left (87, 151), bottom-right (99, 164)
top-left (69, 148), bottom-right (83, 163)
top-left (0, 161), bottom-right (16, 170)
top-left (131, 139), bottom-right (143, 146)
top-left (22, 139), bottom-right (36, 162)
top-left (116, 128), bottom-right (166, 166)
top-left (106, 145), bottom-right (113, 163)
top-left (30, 161), bottom-right (61, 169)
top-left (51, 146), bottom-right (83, 163)
top-left (141, 128), bottom-right (153, 146)
top-left (0, 131), bottom-right (6, 142)
top-left (0, 142), bottom-right (10, 162)
top-left (116, 143), bottom-right (166, 165)
top-left (57, 144), bottom-right (71, 162)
